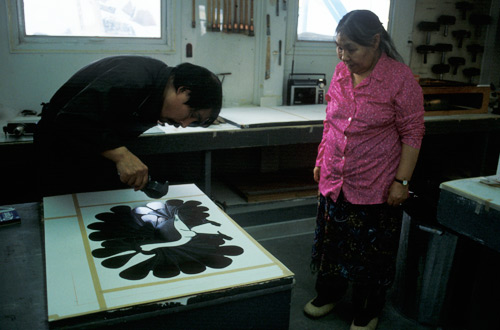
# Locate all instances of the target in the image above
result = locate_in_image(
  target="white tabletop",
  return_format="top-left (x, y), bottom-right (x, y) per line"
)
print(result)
top-left (440, 177), bottom-right (500, 212)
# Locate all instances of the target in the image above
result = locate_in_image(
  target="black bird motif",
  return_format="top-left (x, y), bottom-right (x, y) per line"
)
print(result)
top-left (87, 199), bottom-right (244, 280)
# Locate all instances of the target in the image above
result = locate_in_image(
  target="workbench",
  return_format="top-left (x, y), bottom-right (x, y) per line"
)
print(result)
top-left (1, 107), bottom-right (499, 205)
top-left (437, 177), bottom-right (500, 252)
top-left (394, 176), bottom-right (500, 326)
top-left (0, 184), bottom-right (294, 330)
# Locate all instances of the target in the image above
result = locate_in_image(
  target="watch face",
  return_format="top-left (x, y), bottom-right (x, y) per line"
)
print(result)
top-left (395, 178), bottom-right (408, 186)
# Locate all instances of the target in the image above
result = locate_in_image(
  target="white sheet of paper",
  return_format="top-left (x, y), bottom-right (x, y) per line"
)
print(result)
top-left (220, 106), bottom-right (323, 128)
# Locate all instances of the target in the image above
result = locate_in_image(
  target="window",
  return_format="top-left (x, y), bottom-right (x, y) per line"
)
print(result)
top-left (6, 0), bottom-right (175, 53)
top-left (297, 0), bottom-right (391, 42)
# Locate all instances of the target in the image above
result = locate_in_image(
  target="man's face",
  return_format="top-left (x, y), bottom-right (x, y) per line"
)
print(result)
top-left (160, 88), bottom-right (211, 128)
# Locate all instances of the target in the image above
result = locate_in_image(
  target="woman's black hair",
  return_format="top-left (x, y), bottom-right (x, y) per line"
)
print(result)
top-left (171, 63), bottom-right (223, 126)
top-left (336, 10), bottom-right (404, 63)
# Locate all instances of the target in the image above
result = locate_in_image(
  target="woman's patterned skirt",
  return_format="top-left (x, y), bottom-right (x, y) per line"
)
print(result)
top-left (311, 192), bottom-right (403, 288)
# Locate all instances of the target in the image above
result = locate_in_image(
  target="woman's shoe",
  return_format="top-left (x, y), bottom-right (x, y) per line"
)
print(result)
top-left (350, 317), bottom-right (379, 330)
top-left (303, 297), bottom-right (336, 318)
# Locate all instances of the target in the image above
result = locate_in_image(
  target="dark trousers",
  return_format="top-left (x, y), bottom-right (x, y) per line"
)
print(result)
top-left (315, 273), bottom-right (387, 324)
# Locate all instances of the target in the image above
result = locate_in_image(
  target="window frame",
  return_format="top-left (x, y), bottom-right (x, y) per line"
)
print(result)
top-left (6, 0), bottom-right (177, 54)
top-left (285, 0), bottom-right (395, 57)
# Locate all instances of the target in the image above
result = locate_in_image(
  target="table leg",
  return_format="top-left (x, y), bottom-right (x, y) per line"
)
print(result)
top-left (203, 150), bottom-right (212, 196)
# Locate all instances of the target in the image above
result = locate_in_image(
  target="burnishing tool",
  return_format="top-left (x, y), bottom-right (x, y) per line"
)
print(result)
top-left (119, 173), bottom-right (169, 199)
top-left (437, 15), bottom-right (456, 37)
top-left (435, 43), bottom-right (453, 64)
top-left (432, 43), bottom-right (453, 80)
top-left (456, 1), bottom-right (474, 20)
top-left (416, 45), bottom-right (436, 64)
top-left (463, 67), bottom-right (480, 84)
top-left (469, 14), bottom-right (492, 37)
top-left (432, 64), bottom-right (450, 80)
top-left (448, 57), bottom-right (466, 75)
top-left (467, 44), bottom-right (484, 63)
top-left (418, 21), bottom-right (440, 45)
top-left (452, 30), bottom-right (470, 48)
top-left (142, 178), bottom-right (169, 199)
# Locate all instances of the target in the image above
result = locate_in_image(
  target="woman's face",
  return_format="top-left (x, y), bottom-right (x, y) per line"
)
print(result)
top-left (335, 33), bottom-right (380, 76)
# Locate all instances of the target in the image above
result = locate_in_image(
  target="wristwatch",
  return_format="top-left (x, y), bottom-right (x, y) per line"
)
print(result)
top-left (394, 178), bottom-right (409, 186)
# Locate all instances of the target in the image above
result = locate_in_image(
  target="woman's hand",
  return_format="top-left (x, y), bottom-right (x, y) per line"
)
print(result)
top-left (101, 147), bottom-right (149, 191)
top-left (387, 181), bottom-right (409, 206)
top-left (313, 166), bottom-right (321, 183)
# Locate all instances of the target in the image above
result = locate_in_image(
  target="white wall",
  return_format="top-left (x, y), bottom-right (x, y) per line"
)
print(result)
top-left (0, 0), bottom-right (498, 116)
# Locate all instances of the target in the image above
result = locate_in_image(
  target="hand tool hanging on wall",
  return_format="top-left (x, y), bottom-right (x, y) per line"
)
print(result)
top-left (418, 22), bottom-right (440, 45)
top-left (448, 57), bottom-right (465, 75)
top-left (216, 0), bottom-right (221, 31)
top-left (435, 43), bottom-right (453, 64)
top-left (192, 0), bottom-right (196, 28)
top-left (452, 30), bottom-right (470, 48)
top-left (416, 45), bottom-right (435, 64)
top-left (463, 67), bottom-right (480, 84)
top-left (276, 0), bottom-right (279, 16)
top-left (211, 0), bottom-right (217, 31)
top-left (223, 0), bottom-right (228, 32)
top-left (455, 1), bottom-right (473, 20)
top-left (234, 0), bottom-right (239, 32)
top-left (467, 44), bottom-right (484, 63)
top-left (207, 0), bottom-right (212, 31)
top-left (265, 14), bottom-right (271, 80)
top-left (248, 0), bottom-right (254, 36)
top-left (244, 0), bottom-right (249, 34)
top-left (278, 40), bottom-right (282, 66)
top-left (432, 43), bottom-right (452, 80)
top-left (432, 64), bottom-right (450, 80)
top-left (227, 0), bottom-right (232, 32)
top-left (469, 14), bottom-right (492, 38)
top-left (437, 15), bottom-right (455, 37)
top-left (239, 0), bottom-right (244, 32)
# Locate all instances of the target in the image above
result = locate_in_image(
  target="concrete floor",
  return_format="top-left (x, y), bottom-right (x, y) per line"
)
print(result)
top-left (244, 218), bottom-right (436, 330)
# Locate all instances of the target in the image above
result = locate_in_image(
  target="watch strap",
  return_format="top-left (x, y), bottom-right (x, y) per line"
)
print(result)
top-left (394, 178), bottom-right (409, 186)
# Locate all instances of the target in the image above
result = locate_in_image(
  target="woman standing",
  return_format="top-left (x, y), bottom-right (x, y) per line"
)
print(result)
top-left (303, 10), bottom-right (425, 330)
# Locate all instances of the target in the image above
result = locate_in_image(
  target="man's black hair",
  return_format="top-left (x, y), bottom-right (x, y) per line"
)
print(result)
top-left (171, 63), bottom-right (223, 126)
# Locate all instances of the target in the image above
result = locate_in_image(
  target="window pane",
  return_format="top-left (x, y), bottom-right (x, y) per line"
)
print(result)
top-left (297, 0), bottom-right (391, 42)
top-left (23, 0), bottom-right (161, 38)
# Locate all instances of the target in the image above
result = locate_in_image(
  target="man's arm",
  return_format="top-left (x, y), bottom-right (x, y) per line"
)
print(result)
top-left (101, 146), bottom-right (149, 191)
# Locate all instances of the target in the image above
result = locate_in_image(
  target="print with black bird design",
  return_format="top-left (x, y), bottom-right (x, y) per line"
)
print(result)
top-left (87, 199), bottom-right (244, 280)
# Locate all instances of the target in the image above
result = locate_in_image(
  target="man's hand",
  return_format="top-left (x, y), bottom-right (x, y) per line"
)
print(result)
top-left (101, 146), bottom-right (149, 191)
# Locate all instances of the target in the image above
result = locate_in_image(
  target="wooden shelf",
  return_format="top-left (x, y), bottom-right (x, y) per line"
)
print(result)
top-left (422, 85), bottom-right (490, 116)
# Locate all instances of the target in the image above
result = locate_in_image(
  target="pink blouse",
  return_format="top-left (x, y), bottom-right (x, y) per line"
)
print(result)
top-left (316, 53), bottom-right (425, 204)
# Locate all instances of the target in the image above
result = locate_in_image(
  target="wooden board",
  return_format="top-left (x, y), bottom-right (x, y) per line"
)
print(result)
top-left (43, 184), bottom-right (293, 324)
